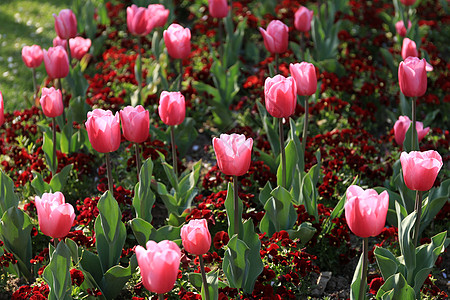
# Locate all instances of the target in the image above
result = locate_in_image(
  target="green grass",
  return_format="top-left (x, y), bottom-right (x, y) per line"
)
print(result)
top-left (0, 0), bottom-right (72, 111)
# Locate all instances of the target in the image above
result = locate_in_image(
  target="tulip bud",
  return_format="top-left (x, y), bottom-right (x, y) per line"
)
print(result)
top-left (213, 133), bottom-right (253, 176)
top-left (35, 192), bottom-right (75, 238)
top-left (208, 0), bottom-right (229, 19)
top-left (181, 219), bottom-right (212, 255)
top-left (289, 62), bottom-right (317, 96)
top-left (69, 37), bottom-right (91, 61)
top-left (294, 6), bottom-right (314, 32)
top-left (85, 109), bottom-right (121, 153)
top-left (43, 46), bottom-right (69, 79)
top-left (22, 45), bottom-right (44, 69)
top-left (393, 116), bottom-right (429, 145)
top-left (395, 20), bottom-right (411, 37)
top-left (398, 57), bottom-right (427, 97)
top-left (163, 24), bottom-right (191, 60)
top-left (53, 9), bottom-right (77, 40)
top-left (127, 5), bottom-right (151, 36)
top-left (120, 105), bottom-right (149, 143)
top-left (158, 91), bottom-right (186, 126)
top-left (400, 151), bottom-right (443, 191)
top-left (147, 4), bottom-right (169, 32)
top-left (264, 75), bottom-right (297, 118)
top-left (259, 20), bottom-right (289, 54)
top-left (40, 87), bottom-right (64, 118)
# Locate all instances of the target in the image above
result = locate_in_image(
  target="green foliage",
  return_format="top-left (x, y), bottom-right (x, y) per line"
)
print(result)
top-left (222, 234), bottom-right (249, 289)
top-left (0, 171), bottom-right (19, 216)
top-left (350, 252), bottom-right (364, 300)
top-left (132, 158), bottom-right (155, 223)
top-left (224, 182), bottom-right (243, 238)
top-left (43, 242), bottom-right (72, 300)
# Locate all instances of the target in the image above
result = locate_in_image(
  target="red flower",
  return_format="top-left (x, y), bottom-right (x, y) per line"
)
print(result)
top-left (213, 231), bottom-right (229, 249)
top-left (70, 269), bottom-right (85, 286)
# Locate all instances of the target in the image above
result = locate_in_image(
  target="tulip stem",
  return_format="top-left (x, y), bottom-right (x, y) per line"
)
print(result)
top-left (359, 237), bottom-right (368, 300)
top-left (105, 152), bottom-right (114, 193)
top-left (31, 68), bottom-right (38, 106)
top-left (299, 32), bottom-right (304, 59)
top-left (158, 294), bottom-right (164, 300)
top-left (57, 78), bottom-right (66, 122)
top-left (135, 143), bottom-right (141, 182)
top-left (54, 238), bottom-right (59, 248)
top-left (52, 118), bottom-right (57, 174)
top-left (411, 97), bottom-right (417, 151)
top-left (66, 39), bottom-right (72, 66)
top-left (137, 38), bottom-right (143, 105)
top-left (413, 190), bottom-right (423, 247)
top-left (199, 255), bottom-right (210, 300)
top-left (218, 18), bottom-right (224, 65)
top-left (178, 59), bottom-right (183, 91)
top-left (301, 96), bottom-right (309, 163)
top-left (170, 126), bottom-right (178, 177)
top-left (233, 175), bottom-right (239, 237)
top-left (279, 118), bottom-right (286, 189)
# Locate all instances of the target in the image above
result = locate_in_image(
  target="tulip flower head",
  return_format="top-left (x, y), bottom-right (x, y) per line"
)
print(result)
top-left (158, 91), bottom-right (186, 126)
top-left (264, 75), bottom-right (297, 118)
top-left (40, 87), bottom-right (64, 118)
top-left (398, 57), bottom-right (427, 97)
top-left (401, 38), bottom-right (418, 60)
top-left (345, 185), bottom-right (389, 238)
top-left (0, 91), bottom-right (4, 126)
top-left (120, 105), bottom-right (149, 143)
top-left (289, 62), bottom-right (317, 96)
top-left (400, 0), bottom-right (417, 6)
top-left (53, 9), bottom-right (77, 40)
top-left (395, 20), bottom-right (411, 37)
top-left (208, 0), bottom-right (229, 19)
top-left (53, 36), bottom-right (68, 49)
top-left (22, 45), bottom-right (44, 69)
top-left (163, 24), bottom-right (192, 60)
top-left (294, 6), bottom-right (314, 32)
top-left (400, 151), bottom-right (443, 191)
top-left (259, 20), bottom-right (289, 54)
top-left (35, 192), bottom-right (75, 239)
top-left (181, 219), bottom-right (212, 255)
top-left (43, 46), bottom-right (70, 79)
top-left (393, 115), bottom-right (429, 145)
top-left (69, 37), bottom-right (92, 61)
top-left (127, 4), bottom-right (152, 36)
top-left (213, 133), bottom-right (253, 176)
top-left (135, 240), bottom-right (181, 294)
top-left (85, 109), bottom-right (121, 153)
top-left (147, 4), bottom-right (170, 31)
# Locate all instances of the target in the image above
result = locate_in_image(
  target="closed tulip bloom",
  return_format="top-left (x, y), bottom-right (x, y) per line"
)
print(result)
top-left (127, 4), bottom-right (151, 36)
top-left (395, 20), bottom-right (411, 37)
top-left (85, 109), bottom-right (121, 153)
top-left (135, 240), bottom-right (181, 294)
top-left (400, 0), bottom-right (417, 5)
top-left (401, 38), bottom-right (418, 60)
top-left (53, 36), bottom-right (68, 49)
top-left (393, 116), bottom-right (429, 145)
top-left (40, 87), bottom-right (63, 118)
top-left (43, 46), bottom-right (69, 79)
top-left (289, 62), bottom-right (317, 96)
top-left (400, 151), bottom-right (443, 191)
top-left (147, 4), bottom-right (169, 31)
top-left (181, 219), bottom-right (212, 255)
top-left (208, 0), bottom-right (229, 18)
top-left (35, 192), bottom-right (75, 239)
top-left (264, 75), bottom-right (297, 118)
top-left (69, 37), bottom-right (91, 60)
top-left (259, 20), bottom-right (289, 54)
top-left (345, 186), bottom-right (389, 238)
top-left (120, 105), bottom-right (149, 143)
top-left (158, 91), bottom-right (186, 126)
top-left (163, 24), bottom-right (191, 59)
top-left (0, 92), bottom-right (4, 126)
top-left (53, 9), bottom-right (77, 40)
top-left (294, 6), bottom-right (314, 32)
top-left (398, 57), bottom-right (427, 97)
top-left (213, 133), bottom-right (253, 176)
top-left (22, 45), bottom-right (44, 69)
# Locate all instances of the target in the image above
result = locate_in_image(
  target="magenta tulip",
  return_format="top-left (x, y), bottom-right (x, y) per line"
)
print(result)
top-left (147, 4), bottom-right (169, 31)
top-left (127, 4), bottom-right (151, 36)
top-left (53, 36), bottom-right (68, 49)
top-left (40, 87), bottom-right (63, 118)
top-left (393, 116), bottom-right (429, 145)
top-left (294, 6), bottom-right (314, 32)
top-left (398, 57), bottom-right (427, 97)
top-left (158, 91), bottom-right (186, 126)
top-left (22, 45), bottom-right (44, 69)
top-left (85, 109), bottom-right (121, 153)
top-left (401, 38), bottom-right (418, 60)
top-left (69, 37), bottom-right (91, 61)
top-left (400, 151), bottom-right (443, 191)
top-left (163, 24), bottom-right (191, 60)
top-left (264, 75), bottom-right (297, 118)
top-left (120, 105), bottom-right (149, 143)
top-left (43, 46), bottom-right (69, 79)
top-left (289, 62), bottom-right (317, 96)
top-left (259, 20), bottom-right (289, 54)
top-left (35, 192), bottom-right (75, 239)
top-left (400, 0), bottom-right (417, 6)
top-left (53, 9), bottom-right (77, 40)
top-left (181, 219), bottom-right (212, 255)
top-left (213, 133), bottom-right (253, 176)
top-left (135, 240), bottom-right (181, 294)
top-left (208, 0), bottom-right (229, 18)
top-left (395, 20), bottom-right (411, 37)
top-left (0, 91), bottom-right (4, 126)
top-left (345, 185), bottom-right (389, 238)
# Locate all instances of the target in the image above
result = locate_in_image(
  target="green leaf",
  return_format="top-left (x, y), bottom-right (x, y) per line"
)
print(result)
top-left (49, 164), bottom-right (73, 192)
top-left (60, 115), bottom-right (73, 154)
top-left (42, 241), bottom-right (72, 300)
top-left (65, 238), bottom-right (79, 265)
top-left (396, 202), bottom-right (416, 284)
top-left (222, 235), bottom-right (249, 289)
top-left (129, 218), bottom-right (154, 246)
top-left (374, 246), bottom-right (401, 280)
top-left (376, 273), bottom-right (415, 300)
top-left (162, 162), bottom-right (179, 192)
top-left (154, 182), bottom-right (178, 216)
top-left (31, 171), bottom-right (51, 196)
top-left (420, 179), bottom-right (450, 233)
top-left (132, 159), bottom-right (155, 223)
top-left (79, 250), bottom-right (103, 285)
top-left (276, 140), bottom-right (297, 188)
top-left (350, 251), bottom-right (364, 300)
top-left (287, 222), bottom-right (317, 246)
top-left (201, 270), bottom-right (219, 300)
top-left (43, 131), bottom-right (57, 174)
top-left (100, 254), bottom-right (138, 300)
top-left (0, 171), bottom-right (19, 215)
top-left (174, 117), bottom-right (198, 157)
top-left (402, 123), bottom-right (419, 152)
top-left (241, 220), bottom-right (263, 294)
top-left (149, 224), bottom-right (182, 244)
top-left (224, 182), bottom-right (243, 238)
top-left (256, 101), bottom-right (280, 157)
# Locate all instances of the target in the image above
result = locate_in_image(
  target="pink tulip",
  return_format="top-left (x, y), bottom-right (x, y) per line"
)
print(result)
top-left (120, 105), bottom-right (149, 143)
top-left (400, 151), bottom-right (443, 191)
top-left (147, 4), bottom-right (169, 31)
top-left (264, 75), bottom-right (297, 118)
top-left (158, 91), bottom-right (186, 126)
top-left (43, 46), bottom-right (69, 79)
top-left (0, 91), bottom-right (4, 127)
top-left (393, 116), bottom-right (429, 145)
top-left (40, 87), bottom-right (63, 118)
top-left (213, 133), bottom-right (253, 176)
top-left (53, 9), bottom-right (77, 40)
top-left (294, 6), bottom-right (314, 32)
top-left (22, 45), bottom-right (44, 69)
top-left (69, 37), bottom-right (91, 61)
top-left (163, 24), bottom-right (191, 60)
top-left (398, 57), bottom-right (427, 97)
top-left (401, 38), bottom-right (418, 60)
top-left (135, 240), bottom-right (181, 294)
top-left (53, 36), bottom-right (68, 49)
top-left (127, 5), bottom-right (151, 36)
top-left (181, 219), bottom-right (212, 255)
top-left (289, 62), bottom-right (317, 96)
top-left (208, 0), bottom-right (229, 18)
top-left (400, 0), bottom-right (417, 6)
top-left (85, 109), bottom-right (121, 153)
top-left (395, 20), bottom-right (411, 37)
top-left (259, 20), bottom-right (289, 54)
top-left (345, 186), bottom-right (389, 238)
top-left (35, 192), bottom-right (75, 239)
